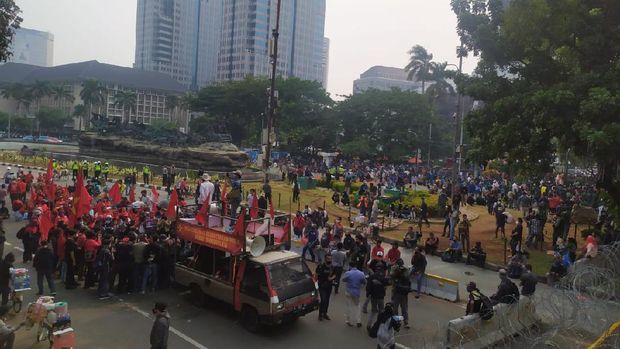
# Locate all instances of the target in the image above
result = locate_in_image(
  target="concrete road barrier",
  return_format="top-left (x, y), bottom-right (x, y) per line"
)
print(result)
top-left (446, 296), bottom-right (540, 349)
top-left (411, 273), bottom-right (460, 302)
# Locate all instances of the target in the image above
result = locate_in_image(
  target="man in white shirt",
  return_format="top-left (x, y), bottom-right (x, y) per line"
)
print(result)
top-left (199, 174), bottom-right (215, 204)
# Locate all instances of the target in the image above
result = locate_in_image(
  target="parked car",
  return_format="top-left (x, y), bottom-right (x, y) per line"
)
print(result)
top-left (38, 136), bottom-right (63, 144)
top-left (22, 135), bottom-right (35, 142)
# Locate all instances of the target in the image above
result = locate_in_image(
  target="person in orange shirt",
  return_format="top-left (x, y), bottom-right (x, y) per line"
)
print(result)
top-left (370, 239), bottom-right (385, 260)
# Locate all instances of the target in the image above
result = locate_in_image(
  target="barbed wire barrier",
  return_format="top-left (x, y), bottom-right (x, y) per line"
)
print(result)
top-left (395, 242), bottom-right (620, 349)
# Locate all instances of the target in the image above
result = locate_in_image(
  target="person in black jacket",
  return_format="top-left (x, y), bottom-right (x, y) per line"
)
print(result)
top-left (490, 269), bottom-right (520, 305)
top-left (33, 241), bottom-right (56, 296)
top-left (315, 254), bottom-right (335, 321)
top-left (366, 270), bottom-right (389, 329)
top-left (0, 253), bottom-right (14, 305)
top-left (150, 302), bottom-right (170, 349)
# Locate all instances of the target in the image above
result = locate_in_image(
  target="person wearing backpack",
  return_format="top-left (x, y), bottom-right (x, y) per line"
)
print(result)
top-left (142, 236), bottom-right (162, 294)
top-left (390, 259), bottom-right (411, 329)
top-left (465, 282), bottom-right (494, 320)
top-left (366, 270), bottom-right (390, 331)
top-left (490, 269), bottom-right (520, 305)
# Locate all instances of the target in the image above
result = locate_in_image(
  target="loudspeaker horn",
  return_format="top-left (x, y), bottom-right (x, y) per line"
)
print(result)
top-left (246, 236), bottom-right (266, 257)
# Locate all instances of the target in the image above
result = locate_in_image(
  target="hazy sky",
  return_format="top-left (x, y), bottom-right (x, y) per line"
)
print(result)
top-left (14, 0), bottom-right (477, 97)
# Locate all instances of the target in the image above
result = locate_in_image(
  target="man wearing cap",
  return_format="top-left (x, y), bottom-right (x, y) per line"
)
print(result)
top-left (150, 302), bottom-right (170, 349)
top-left (198, 174), bottom-right (214, 205)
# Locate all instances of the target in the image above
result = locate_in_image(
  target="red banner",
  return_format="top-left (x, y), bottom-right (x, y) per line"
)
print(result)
top-left (176, 220), bottom-right (243, 255)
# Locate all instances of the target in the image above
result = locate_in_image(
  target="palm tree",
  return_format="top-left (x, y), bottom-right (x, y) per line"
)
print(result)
top-left (73, 104), bottom-right (88, 132)
top-left (79, 79), bottom-right (106, 129)
top-left (165, 95), bottom-right (179, 124)
top-left (425, 62), bottom-right (456, 104)
top-left (28, 80), bottom-right (52, 113)
top-left (405, 45), bottom-right (433, 94)
top-left (50, 83), bottom-right (75, 109)
top-left (113, 90), bottom-right (137, 124)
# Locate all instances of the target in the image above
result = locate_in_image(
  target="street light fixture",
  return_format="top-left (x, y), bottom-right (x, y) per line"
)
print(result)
top-left (263, 0), bottom-right (282, 182)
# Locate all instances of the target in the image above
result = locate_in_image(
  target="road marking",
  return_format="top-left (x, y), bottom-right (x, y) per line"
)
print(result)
top-left (395, 343), bottom-right (412, 349)
top-left (13, 246), bottom-right (24, 252)
top-left (178, 290), bottom-right (191, 296)
top-left (126, 303), bottom-right (209, 349)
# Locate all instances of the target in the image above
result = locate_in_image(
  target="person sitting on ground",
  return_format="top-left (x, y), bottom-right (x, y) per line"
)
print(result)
top-left (403, 227), bottom-right (421, 249)
top-left (441, 239), bottom-right (463, 263)
top-left (466, 241), bottom-right (487, 268)
top-left (423, 232), bottom-right (439, 255)
top-left (546, 252), bottom-right (568, 286)
top-left (490, 269), bottom-right (520, 305)
top-left (507, 251), bottom-right (527, 279)
top-left (520, 264), bottom-right (537, 296)
top-left (465, 282), bottom-right (483, 315)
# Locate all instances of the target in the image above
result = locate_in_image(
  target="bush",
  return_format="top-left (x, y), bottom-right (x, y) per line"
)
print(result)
top-left (380, 192), bottom-right (441, 218)
top-left (331, 180), bottom-right (362, 194)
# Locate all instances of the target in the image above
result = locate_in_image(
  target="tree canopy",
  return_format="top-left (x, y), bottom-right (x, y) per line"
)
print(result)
top-left (35, 107), bottom-right (72, 131)
top-left (0, 0), bottom-right (21, 62)
top-left (451, 0), bottom-right (620, 205)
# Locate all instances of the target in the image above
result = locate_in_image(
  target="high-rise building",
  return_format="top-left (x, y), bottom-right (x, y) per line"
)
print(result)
top-left (353, 66), bottom-right (423, 94)
top-left (135, 0), bottom-right (327, 89)
top-left (216, 0), bottom-right (327, 86)
top-left (135, 0), bottom-right (222, 89)
top-left (321, 37), bottom-right (330, 89)
top-left (7, 27), bottom-right (54, 67)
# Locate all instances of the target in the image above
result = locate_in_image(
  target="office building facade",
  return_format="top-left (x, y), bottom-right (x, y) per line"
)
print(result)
top-left (135, 0), bottom-right (223, 89)
top-left (216, 0), bottom-right (327, 86)
top-left (353, 66), bottom-right (423, 94)
top-left (7, 27), bottom-right (54, 67)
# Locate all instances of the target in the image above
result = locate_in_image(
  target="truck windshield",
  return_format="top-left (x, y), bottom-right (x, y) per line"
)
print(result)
top-left (268, 259), bottom-right (311, 288)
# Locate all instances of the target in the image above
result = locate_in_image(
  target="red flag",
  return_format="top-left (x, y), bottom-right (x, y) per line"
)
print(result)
top-left (166, 189), bottom-right (178, 219)
top-left (108, 182), bottom-right (121, 205)
top-left (38, 210), bottom-right (54, 242)
top-left (129, 185), bottom-right (136, 203)
top-left (250, 194), bottom-right (259, 219)
top-left (46, 154), bottom-right (54, 184)
top-left (46, 183), bottom-right (56, 204)
top-left (196, 201), bottom-right (209, 226)
top-left (233, 207), bottom-right (246, 239)
top-left (150, 186), bottom-right (159, 211)
top-left (28, 187), bottom-right (37, 209)
top-left (76, 184), bottom-right (92, 219)
top-left (269, 199), bottom-right (275, 219)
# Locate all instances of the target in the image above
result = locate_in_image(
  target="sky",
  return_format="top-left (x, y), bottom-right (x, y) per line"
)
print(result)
top-left (14, 0), bottom-right (477, 97)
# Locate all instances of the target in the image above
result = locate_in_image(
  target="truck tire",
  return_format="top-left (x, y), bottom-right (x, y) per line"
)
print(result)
top-left (240, 305), bottom-right (260, 332)
top-left (189, 284), bottom-right (206, 307)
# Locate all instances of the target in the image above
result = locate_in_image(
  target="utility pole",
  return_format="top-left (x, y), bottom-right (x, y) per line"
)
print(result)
top-left (264, 0), bottom-right (282, 183)
top-left (427, 123), bottom-right (432, 169)
top-left (452, 41), bottom-right (464, 200)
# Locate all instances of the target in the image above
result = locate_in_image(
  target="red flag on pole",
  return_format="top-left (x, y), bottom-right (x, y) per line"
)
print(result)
top-left (250, 194), bottom-right (259, 219)
top-left (166, 189), bottom-right (178, 219)
top-left (150, 186), bottom-right (159, 211)
top-left (46, 154), bottom-right (54, 184)
top-left (129, 185), bottom-right (136, 203)
top-left (233, 207), bottom-right (246, 239)
top-left (28, 187), bottom-right (37, 209)
top-left (196, 201), bottom-right (209, 226)
top-left (108, 182), bottom-right (122, 205)
top-left (38, 210), bottom-right (54, 242)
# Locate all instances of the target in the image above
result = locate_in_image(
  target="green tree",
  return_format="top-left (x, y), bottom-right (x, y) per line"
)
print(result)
top-left (165, 95), bottom-right (179, 125)
top-left (425, 62), bottom-right (456, 105)
top-left (79, 79), bottom-right (106, 128)
top-left (35, 107), bottom-right (72, 132)
top-left (73, 104), bottom-right (87, 132)
top-left (0, 0), bottom-right (21, 62)
top-left (451, 0), bottom-right (620, 206)
top-left (28, 80), bottom-right (52, 113)
top-left (50, 83), bottom-right (74, 109)
top-left (405, 45), bottom-right (433, 94)
top-left (333, 88), bottom-right (438, 160)
top-left (113, 90), bottom-right (137, 124)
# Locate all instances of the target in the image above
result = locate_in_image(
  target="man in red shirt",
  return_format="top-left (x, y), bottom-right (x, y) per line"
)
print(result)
top-left (370, 239), bottom-right (385, 260)
top-left (293, 212), bottom-right (305, 240)
top-left (386, 241), bottom-right (401, 269)
top-left (16, 179), bottom-right (26, 201)
top-left (83, 232), bottom-right (101, 288)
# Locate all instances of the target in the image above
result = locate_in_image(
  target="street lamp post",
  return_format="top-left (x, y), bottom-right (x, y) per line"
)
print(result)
top-left (446, 55), bottom-right (463, 200)
top-left (263, 0), bottom-right (282, 183)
